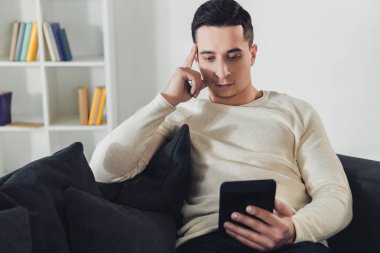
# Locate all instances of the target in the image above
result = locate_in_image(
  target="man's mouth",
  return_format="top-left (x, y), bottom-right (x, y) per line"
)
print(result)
top-left (215, 83), bottom-right (234, 88)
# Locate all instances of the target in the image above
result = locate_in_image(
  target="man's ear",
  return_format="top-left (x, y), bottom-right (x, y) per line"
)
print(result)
top-left (250, 44), bottom-right (257, 66)
top-left (195, 52), bottom-right (199, 63)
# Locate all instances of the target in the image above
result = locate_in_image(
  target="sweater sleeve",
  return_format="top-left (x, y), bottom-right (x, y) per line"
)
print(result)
top-left (89, 93), bottom-right (177, 183)
top-left (292, 105), bottom-right (353, 243)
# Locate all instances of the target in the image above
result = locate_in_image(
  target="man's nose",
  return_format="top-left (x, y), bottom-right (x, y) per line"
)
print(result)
top-left (214, 61), bottom-right (230, 80)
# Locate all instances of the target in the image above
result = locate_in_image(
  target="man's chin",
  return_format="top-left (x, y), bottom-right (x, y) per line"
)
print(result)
top-left (208, 90), bottom-right (238, 100)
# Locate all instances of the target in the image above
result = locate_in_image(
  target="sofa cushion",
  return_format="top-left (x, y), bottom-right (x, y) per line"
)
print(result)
top-left (64, 187), bottom-right (176, 253)
top-left (0, 207), bottom-right (32, 253)
top-left (98, 124), bottom-right (192, 225)
top-left (328, 154), bottom-right (380, 253)
top-left (0, 191), bottom-right (32, 253)
top-left (0, 142), bottom-right (101, 253)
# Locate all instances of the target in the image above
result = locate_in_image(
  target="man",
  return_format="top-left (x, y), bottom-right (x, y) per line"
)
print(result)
top-left (90, 0), bottom-right (352, 252)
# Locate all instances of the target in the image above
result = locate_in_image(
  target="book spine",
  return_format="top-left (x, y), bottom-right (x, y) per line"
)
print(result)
top-left (51, 23), bottom-right (64, 61)
top-left (95, 87), bottom-right (106, 125)
top-left (20, 22), bottom-right (32, 61)
top-left (43, 22), bottom-right (56, 61)
top-left (88, 87), bottom-right (101, 126)
top-left (47, 23), bottom-right (60, 61)
top-left (58, 28), bottom-right (72, 61)
top-left (9, 22), bottom-right (20, 61)
top-left (78, 87), bottom-right (89, 125)
top-left (26, 22), bottom-right (38, 62)
top-left (15, 22), bottom-right (26, 61)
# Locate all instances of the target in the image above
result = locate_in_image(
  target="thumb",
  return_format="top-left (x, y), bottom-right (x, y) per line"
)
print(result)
top-left (274, 199), bottom-right (293, 217)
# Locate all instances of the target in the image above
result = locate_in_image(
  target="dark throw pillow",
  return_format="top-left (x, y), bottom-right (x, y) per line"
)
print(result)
top-left (0, 191), bottom-right (32, 253)
top-left (0, 207), bottom-right (32, 253)
top-left (0, 142), bottom-right (101, 253)
top-left (64, 187), bottom-right (176, 253)
top-left (98, 124), bottom-right (192, 224)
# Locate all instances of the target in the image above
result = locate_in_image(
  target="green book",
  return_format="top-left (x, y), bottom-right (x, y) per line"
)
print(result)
top-left (20, 22), bottom-right (32, 61)
top-left (15, 22), bottom-right (26, 61)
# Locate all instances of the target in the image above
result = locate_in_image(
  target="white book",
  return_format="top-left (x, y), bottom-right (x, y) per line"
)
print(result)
top-left (46, 22), bottom-right (60, 61)
top-left (43, 22), bottom-right (56, 61)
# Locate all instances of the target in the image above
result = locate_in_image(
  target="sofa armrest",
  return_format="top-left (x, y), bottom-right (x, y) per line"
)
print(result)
top-left (327, 154), bottom-right (380, 253)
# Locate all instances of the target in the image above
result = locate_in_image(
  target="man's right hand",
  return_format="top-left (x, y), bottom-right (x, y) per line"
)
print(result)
top-left (161, 44), bottom-right (208, 107)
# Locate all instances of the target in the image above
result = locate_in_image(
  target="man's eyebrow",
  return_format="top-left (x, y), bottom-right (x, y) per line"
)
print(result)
top-left (226, 48), bottom-right (243, 53)
top-left (199, 48), bottom-right (243, 55)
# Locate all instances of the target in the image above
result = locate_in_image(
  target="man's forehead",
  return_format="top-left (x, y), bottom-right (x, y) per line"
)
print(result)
top-left (196, 25), bottom-right (247, 53)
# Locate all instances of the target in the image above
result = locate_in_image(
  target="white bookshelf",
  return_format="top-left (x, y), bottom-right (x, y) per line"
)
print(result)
top-left (0, 0), bottom-right (117, 175)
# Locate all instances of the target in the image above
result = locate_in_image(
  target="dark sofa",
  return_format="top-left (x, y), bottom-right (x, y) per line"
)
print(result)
top-left (0, 124), bottom-right (379, 253)
top-left (327, 154), bottom-right (380, 253)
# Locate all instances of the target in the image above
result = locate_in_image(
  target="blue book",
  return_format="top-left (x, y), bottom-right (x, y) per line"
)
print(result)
top-left (0, 92), bottom-right (12, 126)
top-left (20, 22), bottom-right (32, 61)
top-left (15, 22), bottom-right (26, 61)
top-left (51, 23), bottom-right (65, 61)
top-left (57, 28), bottom-right (72, 61)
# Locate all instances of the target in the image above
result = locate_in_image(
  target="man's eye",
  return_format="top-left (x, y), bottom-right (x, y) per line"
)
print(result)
top-left (203, 57), bottom-right (215, 61)
top-left (228, 55), bottom-right (241, 61)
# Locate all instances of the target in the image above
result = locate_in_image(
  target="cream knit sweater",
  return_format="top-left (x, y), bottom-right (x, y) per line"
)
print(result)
top-left (90, 90), bottom-right (352, 247)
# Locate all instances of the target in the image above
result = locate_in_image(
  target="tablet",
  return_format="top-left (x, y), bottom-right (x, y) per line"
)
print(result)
top-left (218, 179), bottom-right (276, 235)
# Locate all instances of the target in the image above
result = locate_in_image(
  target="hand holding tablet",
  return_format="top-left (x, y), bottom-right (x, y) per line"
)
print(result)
top-left (218, 179), bottom-right (277, 235)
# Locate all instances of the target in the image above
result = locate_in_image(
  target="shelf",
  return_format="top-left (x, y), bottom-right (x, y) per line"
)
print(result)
top-left (0, 56), bottom-right (105, 67)
top-left (43, 56), bottom-right (105, 67)
top-left (0, 114), bottom-right (45, 132)
top-left (0, 115), bottom-right (45, 132)
top-left (0, 59), bottom-right (41, 67)
top-left (0, 0), bottom-right (115, 174)
top-left (48, 115), bottom-right (107, 131)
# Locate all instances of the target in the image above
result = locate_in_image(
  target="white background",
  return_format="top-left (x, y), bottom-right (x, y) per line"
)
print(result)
top-left (113, 0), bottom-right (380, 161)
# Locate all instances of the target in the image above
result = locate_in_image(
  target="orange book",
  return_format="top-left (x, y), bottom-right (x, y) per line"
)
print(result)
top-left (95, 87), bottom-right (106, 125)
top-left (78, 86), bottom-right (89, 125)
top-left (26, 23), bottom-right (38, 61)
top-left (88, 87), bottom-right (101, 125)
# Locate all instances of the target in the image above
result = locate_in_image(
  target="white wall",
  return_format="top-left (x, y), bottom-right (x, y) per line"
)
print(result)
top-left (114, 0), bottom-right (380, 161)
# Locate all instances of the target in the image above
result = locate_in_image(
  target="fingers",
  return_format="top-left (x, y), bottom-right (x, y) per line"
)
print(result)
top-left (274, 199), bottom-right (293, 217)
top-left (245, 205), bottom-right (278, 226)
top-left (224, 221), bottom-right (273, 250)
top-left (183, 69), bottom-right (206, 98)
top-left (225, 229), bottom-right (266, 251)
top-left (182, 43), bottom-right (197, 68)
top-left (229, 212), bottom-right (271, 235)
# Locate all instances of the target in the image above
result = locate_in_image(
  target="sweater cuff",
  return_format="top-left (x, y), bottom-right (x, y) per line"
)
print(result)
top-left (292, 215), bottom-right (308, 243)
top-left (156, 93), bottom-right (176, 110)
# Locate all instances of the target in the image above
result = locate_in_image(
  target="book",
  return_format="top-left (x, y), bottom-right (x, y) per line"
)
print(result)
top-left (9, 22), bottom-right (20, 61)
top-left (50, 23), bottom-right (64, 61)
top-left (47, 23), bottom-right (60, 61)
top-left (95, 87), bottom-right (106, 125)
top-left (15, 22), bottom-right (26, 61)
top-left (78, 86), bottom-right (89, 125)
top-left (57, 28), bottom-right (72, 61)
top-left (43, 22), bottom-right (56, 61)
top-left (0, 92), bottom-right (12, 126)
top-left (26, 22), bottom-right (38, 62)
top-left (88, 87), bottom-right (102, 125)
top-left (20, 22), bottom-right (32, 61)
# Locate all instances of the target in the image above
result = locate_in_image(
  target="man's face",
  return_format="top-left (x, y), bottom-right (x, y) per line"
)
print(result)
top-left (195, 25), bottom-right (257, 105)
